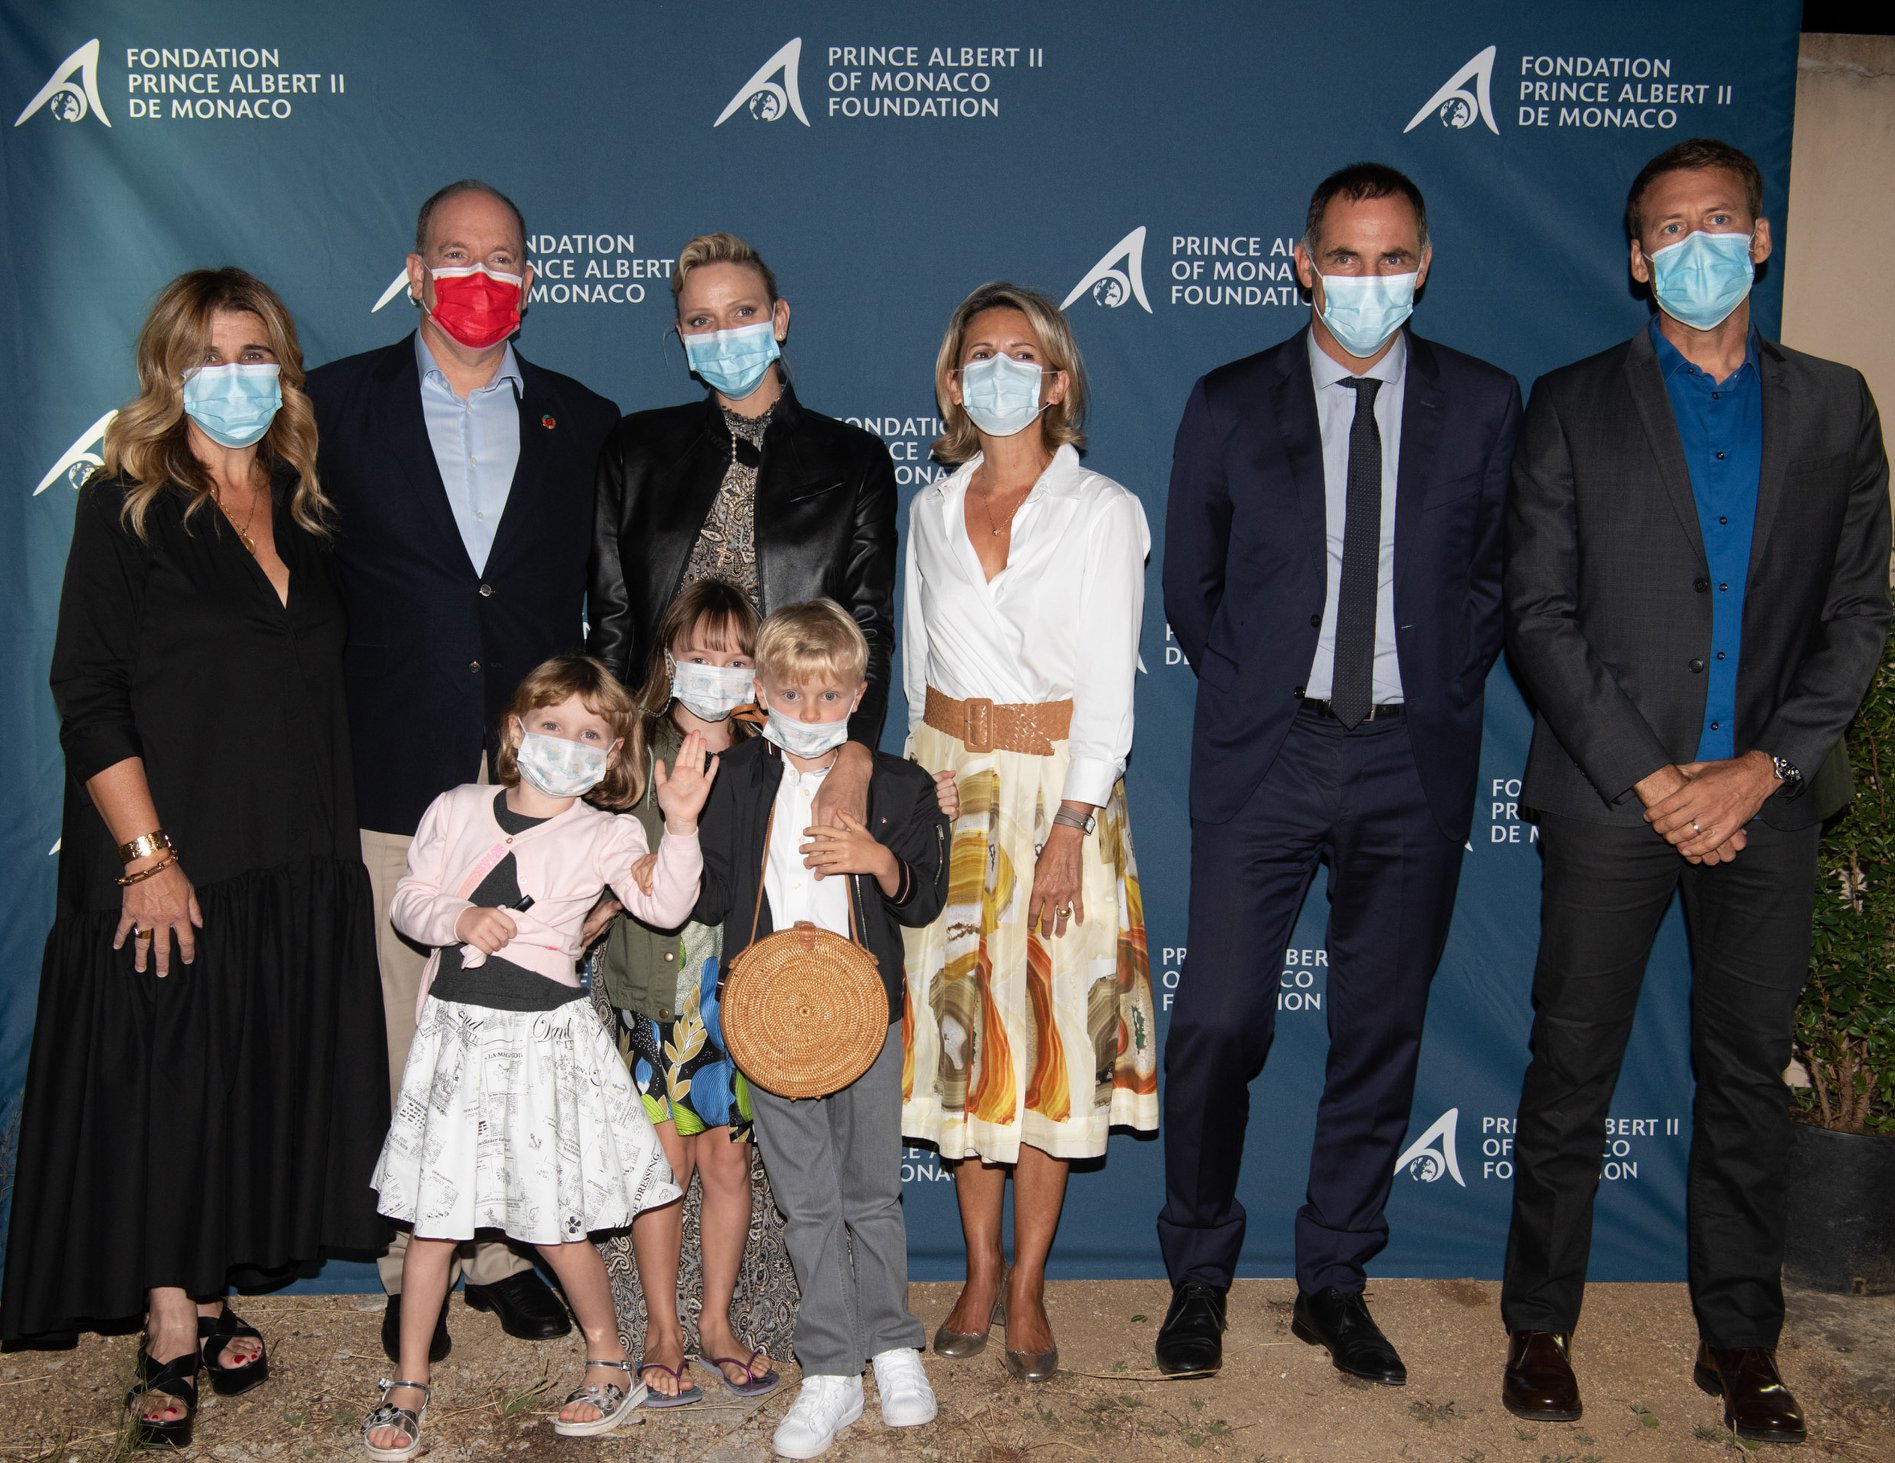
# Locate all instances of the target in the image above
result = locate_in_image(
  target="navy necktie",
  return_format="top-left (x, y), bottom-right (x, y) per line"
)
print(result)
top-left (1330, 376), bottom-right (1384, 729)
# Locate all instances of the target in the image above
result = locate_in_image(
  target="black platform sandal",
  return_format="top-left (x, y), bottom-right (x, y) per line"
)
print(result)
top-left (199, 1304), bottom-right (270, 1396)
top-left (126, 1345), bottom-right (199, 1450)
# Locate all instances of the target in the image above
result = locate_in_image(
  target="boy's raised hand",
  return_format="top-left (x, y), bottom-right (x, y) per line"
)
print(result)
top-left (653, 728), bottom-right (719, 831)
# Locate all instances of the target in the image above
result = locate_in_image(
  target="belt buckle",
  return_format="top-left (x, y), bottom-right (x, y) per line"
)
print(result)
top-left (963, 697), bottom-right (993, 753)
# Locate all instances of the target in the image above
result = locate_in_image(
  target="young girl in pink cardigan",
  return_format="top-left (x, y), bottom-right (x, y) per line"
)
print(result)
top-left (363, 654), bottom-right (717, 1458)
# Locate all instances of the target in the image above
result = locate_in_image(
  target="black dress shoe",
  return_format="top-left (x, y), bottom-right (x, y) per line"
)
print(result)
top-left (462, 1269), bottom-right (572, 1341)
top-left (1154, 1282), bottom-right (1228, 1377)
top-left (1291, 1287), bottom-right (1406, 1385)
top-left (1694, 1343), bottom-right (1807, 1445)
top-left (381, 1293), bottom-right (451, 1365)
top-left (1502, 1330), bottom-right (1581, 1421)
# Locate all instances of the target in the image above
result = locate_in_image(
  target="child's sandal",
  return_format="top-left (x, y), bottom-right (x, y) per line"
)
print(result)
top-left (553, 1358), bottom-right (645, 1436)
top-left (362, 1377), bottom-right (430, 1460)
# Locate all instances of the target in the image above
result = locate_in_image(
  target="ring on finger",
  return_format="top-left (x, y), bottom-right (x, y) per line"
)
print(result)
top-left (133, 927), bottom-right (153, 943)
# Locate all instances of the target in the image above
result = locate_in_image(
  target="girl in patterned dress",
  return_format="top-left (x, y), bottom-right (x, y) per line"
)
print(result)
top-left (362, 655), bottom-right (716, 1457)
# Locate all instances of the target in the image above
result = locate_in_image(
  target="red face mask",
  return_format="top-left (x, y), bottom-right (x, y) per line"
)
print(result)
top-left (425, 264), bottom-right (523, 350)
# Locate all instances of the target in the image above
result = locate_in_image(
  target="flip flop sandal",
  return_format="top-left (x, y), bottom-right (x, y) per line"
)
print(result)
top-left (555, 1358), bottom-right (647, 1435)
top-left (199, 1304), bottom-right (270, 1396)
top-left (633, 1359), bottom-right (702, 1409)
top-left (127, 1345), bottom-right (199, 1450)
top-left (361, 1377), bottom-right (430, 1460)
top-left (693, 1348), bottom-right (783, 1399)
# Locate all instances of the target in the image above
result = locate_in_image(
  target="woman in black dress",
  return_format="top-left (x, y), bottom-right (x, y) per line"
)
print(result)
top-left (0, 269), bottom-right (389, 1448)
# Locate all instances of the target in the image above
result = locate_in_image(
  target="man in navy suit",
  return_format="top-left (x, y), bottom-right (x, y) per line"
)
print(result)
top-left (1155, 163), bottom-right (1520, 1384)
top-left (308, 180), bottom-right (618, 1361)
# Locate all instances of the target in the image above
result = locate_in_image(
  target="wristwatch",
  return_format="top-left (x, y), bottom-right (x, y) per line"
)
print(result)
top-left (1052, 807), bottom-right (1096, 835)
top-left (1769, 753), bottom-right (1804, 797)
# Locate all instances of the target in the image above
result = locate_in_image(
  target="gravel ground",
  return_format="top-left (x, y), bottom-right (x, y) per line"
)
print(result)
top-left (3, 1279), bottom-right (1889, 1461)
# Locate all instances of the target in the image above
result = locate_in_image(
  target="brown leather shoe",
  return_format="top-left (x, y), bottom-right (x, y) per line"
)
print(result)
top-left (1502, 1330), bottom-right (1581, 1422)
top-left (1693, 1344), bottom-right (1807, 1445)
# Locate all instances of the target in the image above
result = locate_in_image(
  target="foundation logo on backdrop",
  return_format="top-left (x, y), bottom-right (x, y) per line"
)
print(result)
top-left (15, 39), bottom-right (111, 126)
top-left (715, 38), bottom-right (810, 126)
top-left (1061, 227), bottom-right (1152, 314)
top-left (1395, 1108), bottom-right (1466, 1186)
top-left (35, 411), bottom-right (119, 496)
top-left (1405, 45), bottom-right (1499, 135)
top-left (1403, 42), bottom-right (1743, 135)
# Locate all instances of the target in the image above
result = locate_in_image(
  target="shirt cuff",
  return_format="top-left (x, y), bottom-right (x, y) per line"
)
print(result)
top-left (1060, 756), bottom-right (1121, 809)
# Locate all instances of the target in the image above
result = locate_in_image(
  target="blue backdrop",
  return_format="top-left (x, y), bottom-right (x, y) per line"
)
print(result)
top-left (0, 1), bottom-right (1803, 1293)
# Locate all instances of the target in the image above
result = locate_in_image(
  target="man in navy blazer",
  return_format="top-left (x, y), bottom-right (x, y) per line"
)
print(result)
top-left (308, 180), bottom-right (617, 1360)
top-left (1156, 163), bottom-right (1520, 1385)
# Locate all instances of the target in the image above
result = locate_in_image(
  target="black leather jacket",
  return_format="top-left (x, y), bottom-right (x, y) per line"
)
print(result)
top-left (588, 384), bottom-right (897, 743)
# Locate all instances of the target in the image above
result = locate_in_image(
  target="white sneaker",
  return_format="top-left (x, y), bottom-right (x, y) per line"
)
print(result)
top-left (871, 1347), bottom-right (938, 1427)
top-left (772, 1374), bottom-right (864, 1459)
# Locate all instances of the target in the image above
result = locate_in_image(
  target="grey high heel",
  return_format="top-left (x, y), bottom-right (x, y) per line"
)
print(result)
top-left (931, 1281), bottom-right (1007, 1359)
top-left (1002, 1279), bottom-right (1059, 1382)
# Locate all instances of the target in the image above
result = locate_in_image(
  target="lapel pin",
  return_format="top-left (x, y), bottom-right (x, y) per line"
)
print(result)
top-left (541, 414), bottom-right (556, 430)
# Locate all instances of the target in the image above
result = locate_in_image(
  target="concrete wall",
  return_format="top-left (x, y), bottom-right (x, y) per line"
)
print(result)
top-left (1784, 35), bottom-right (1895, 415)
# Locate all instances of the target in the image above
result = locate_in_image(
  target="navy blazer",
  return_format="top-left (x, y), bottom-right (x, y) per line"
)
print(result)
top-left (308, 335), bottom-right (618, 835)
top-left (1163, 327), bottom-right (1521, 839)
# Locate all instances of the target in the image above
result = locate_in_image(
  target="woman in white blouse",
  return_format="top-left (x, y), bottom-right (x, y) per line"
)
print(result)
top-left (900, 283), bottom-right (1159, 1381)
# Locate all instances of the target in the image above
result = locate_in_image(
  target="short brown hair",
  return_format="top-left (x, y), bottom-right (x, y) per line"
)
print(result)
top-left (932, 281), bottom-right (1088, 466)
top-left (494, 654), bottom-right (642, 809)
top-left (671, 232), bottom-right (779, 311)
top-left (1303, 162), bottom-right (1429, 256)
top-left (1625, 139), bottom-right (1763, 240)
top-left (755, 599), bottom-right (868, 686)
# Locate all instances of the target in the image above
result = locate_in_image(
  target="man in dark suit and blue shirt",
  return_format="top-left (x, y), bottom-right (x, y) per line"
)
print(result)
top-left (308, 180), bottom-right (618, 1361)
top-left (1499, 139), bottom-right (1890, 1446)
top-left (1156, 164), bottom-right (1520, 1384)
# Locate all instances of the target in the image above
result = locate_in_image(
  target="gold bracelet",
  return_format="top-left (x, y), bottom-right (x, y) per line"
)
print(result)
top-left (117, 853), bottom-right (179, 887)
top-left (118, 829), bottom-right (173, 866)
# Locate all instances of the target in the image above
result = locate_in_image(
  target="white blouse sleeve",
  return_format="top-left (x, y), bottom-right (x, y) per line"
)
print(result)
top-left (902, 495), bottom-right (930, 736)
top-left (1062, 486), bottom-right (1150, 806)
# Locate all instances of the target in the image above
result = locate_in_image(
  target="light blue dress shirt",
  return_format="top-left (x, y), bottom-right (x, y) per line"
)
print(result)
top-left (416, 332), bottom-right (523, 574)
top-left (1304, 329), bottom-right (1407, 703)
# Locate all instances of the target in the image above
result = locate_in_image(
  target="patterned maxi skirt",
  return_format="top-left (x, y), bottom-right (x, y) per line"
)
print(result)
top-left (901, 723), bottom-right (1160, 1162)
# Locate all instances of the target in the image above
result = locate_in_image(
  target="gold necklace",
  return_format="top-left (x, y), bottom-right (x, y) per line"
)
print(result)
top-left (214, 483), bottom-right (260, 556)
top-left (976, 476), bottom-right (1034, 538)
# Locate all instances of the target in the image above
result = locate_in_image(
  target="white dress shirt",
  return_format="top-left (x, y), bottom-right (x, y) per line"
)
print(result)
top-left (763, 757), bottom-right (850, 938)
top-left (1303, 329), bottom-right (1407, 704)
top-left (903, 444), bottom-right (1149, 806)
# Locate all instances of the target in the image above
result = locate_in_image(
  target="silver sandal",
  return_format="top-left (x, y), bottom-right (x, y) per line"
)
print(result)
top-left (362, 1377), bottom-right (430, 1459)
top-left (553, 1357), bottom-right (645, 1437)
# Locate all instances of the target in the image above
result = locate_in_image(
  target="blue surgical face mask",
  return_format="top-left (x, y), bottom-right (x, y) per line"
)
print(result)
top-left (668, 655), bottom-right (755, 722)
top-left (1317, 272), bottom-right (1418, 359)
top-left (684, 320), bottom-right (781, 400)
top-left (958, 354), bottom-right (1047, 438)
top-left (762, 707), bottom-right (852, 759)
top-left (1648, 229), bottom-right (1755, 332)
top-left (181, 363), bottom-right (282, 448)
top-left (513, 725), bottom-right (611, 798)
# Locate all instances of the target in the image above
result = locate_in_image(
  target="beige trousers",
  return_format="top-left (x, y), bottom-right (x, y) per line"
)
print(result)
top-left (362, 815), bottom-right (534, 1295)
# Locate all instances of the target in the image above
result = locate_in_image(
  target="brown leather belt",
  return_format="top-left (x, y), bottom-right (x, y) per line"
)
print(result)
top-left (924, 686), bottom-right (1072, 756)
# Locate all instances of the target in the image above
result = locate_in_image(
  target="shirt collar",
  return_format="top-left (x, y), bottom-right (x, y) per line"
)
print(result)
top-left (933, 441), bottom-right (1083, 502)
top-left (415, 330), bottom-right (523, 400)
top-left (1648, 315), bottom-right (1759, 388)
top-left (1307, 326), bottom-right (1407, 394)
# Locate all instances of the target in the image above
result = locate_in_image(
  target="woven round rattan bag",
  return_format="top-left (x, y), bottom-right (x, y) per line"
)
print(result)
top-left (721, 922), bottom-right (888, 1098)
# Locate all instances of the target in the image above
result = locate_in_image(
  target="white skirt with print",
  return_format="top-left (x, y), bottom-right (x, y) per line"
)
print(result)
top-left (372, 995), bottom-right (680, 1245)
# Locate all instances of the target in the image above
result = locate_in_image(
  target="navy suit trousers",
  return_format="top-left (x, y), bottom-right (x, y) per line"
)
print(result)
top-left (1158, 711), bottom-right (1464, 1294)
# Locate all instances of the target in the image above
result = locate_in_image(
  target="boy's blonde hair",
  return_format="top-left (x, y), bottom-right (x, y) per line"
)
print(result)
top-left (494, 654), bottom-right (642, 809)
top-left (755, 599), bottom-right (868, 686)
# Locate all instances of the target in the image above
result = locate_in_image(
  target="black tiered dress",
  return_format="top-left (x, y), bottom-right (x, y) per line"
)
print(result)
top-left (0, 473), bottom-right (390, 1342)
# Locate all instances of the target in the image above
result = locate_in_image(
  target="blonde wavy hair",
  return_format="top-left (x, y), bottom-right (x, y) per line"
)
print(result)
top-left (102, 268), bottom-right (330, 542)
top-left (755, 598), bottom-right (868, 687)
top-left (669, 231), bottom-right (779, 311)
top-left (931, 281), bottom-right (1088, 466)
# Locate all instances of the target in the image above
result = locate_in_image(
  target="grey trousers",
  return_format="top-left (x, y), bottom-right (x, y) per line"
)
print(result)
top-left (750, 1024), bottom-right (925, 1375)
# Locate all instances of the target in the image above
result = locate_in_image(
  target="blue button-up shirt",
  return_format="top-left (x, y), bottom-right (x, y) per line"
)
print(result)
top-left (1651, 318), bottom-right (1762, 762)
top-left (416, 332), bottom-right (522, 574)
